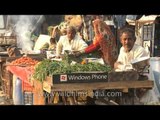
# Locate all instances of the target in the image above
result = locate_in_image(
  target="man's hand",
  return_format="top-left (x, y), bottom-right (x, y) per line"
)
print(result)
top-left (114, 62), bottom-right (123, 70)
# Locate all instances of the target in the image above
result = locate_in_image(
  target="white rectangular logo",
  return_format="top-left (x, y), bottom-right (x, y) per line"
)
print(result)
top-left (60, 75), bottom-right (67, 82)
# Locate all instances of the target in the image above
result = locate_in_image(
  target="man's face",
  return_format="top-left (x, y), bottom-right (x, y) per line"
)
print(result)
top-left (67, 30), bottom-right (75, 41)
top-left (120, 32), bottom-right (135, 52)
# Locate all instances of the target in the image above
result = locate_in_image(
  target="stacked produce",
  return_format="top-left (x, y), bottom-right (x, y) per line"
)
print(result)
top-left (9, 56), bottom-right (39, 66)
top-left (33, 59), bottom-right (112, 82)
top-left (8, 56), bottom-right (40, 73)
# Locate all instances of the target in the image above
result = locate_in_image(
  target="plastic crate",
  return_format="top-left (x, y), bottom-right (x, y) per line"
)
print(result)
top-left (23, 91), bottom-right (33, 105)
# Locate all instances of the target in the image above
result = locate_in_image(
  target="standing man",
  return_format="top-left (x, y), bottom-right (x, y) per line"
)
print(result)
top-left (56, 26), bottom-right (88, 58)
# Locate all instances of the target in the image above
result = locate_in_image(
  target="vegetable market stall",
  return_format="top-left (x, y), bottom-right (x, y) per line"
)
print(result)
top-left (42, 73), bottom-right (153, 105)
top-left (6, 56), bottom-right (45, 105)
top-left (32, 59), bottom-right (154, 105)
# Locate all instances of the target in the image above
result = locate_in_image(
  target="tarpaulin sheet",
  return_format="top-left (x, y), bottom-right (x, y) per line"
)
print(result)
top-left (7, 66), bottom-right (34, 91)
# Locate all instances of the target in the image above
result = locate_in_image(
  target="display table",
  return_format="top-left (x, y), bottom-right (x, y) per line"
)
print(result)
top-left (42, 76), bottom-right (154, 105)
top-left (51, 80), bottom-right (153, 91)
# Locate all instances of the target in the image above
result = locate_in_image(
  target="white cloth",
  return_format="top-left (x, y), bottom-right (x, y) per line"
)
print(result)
top-left (34, 34), bottom-right (51, 50)
top-left (56, 34), bottom-right (88, 56)
top-left (116, 44), bottom-right (149, 71)
top-left (139, 90), bottom-right (159, 104)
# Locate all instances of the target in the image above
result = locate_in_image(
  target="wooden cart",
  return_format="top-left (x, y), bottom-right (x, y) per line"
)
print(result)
top-left (42, 75), bottom-right (154, 105)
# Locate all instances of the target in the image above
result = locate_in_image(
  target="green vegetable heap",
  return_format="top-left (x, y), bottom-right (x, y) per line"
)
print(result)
top-left (33, 59), bottom-right (112, 82)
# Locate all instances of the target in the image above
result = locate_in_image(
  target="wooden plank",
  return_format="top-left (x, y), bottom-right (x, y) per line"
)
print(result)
top-left (108, 71), bottom-right (139, 82)
top-left (51, 80), bottom-right (154, 92)
top-left (33, 80), bottom-right (45, 105)
top-left (0, 57), bottom-right (9, 62)
top-left (122, 88), bottom-right (128, 93)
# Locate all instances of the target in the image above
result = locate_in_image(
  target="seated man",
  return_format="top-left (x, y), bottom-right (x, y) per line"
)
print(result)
top-left (114, 27), bottom-right (159, 104)
top-left (39, 37), bottom-right (57, 51)
top-left (48, 37), bottom-right (57, 51)
top-left (114, 27), bottom-right (149, 71)
top-left (56, 26), bottom-right (88, 58)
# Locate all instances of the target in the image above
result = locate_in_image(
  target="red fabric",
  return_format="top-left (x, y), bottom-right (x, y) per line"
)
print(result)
top-left (85, 43), bottom-right (100, 53)
top-left (7, 66), bottom-right (34, 91)
top-left (85, 33), bottom-right (103, 53)
top-left (85, 19), bottom-right (118, 68)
